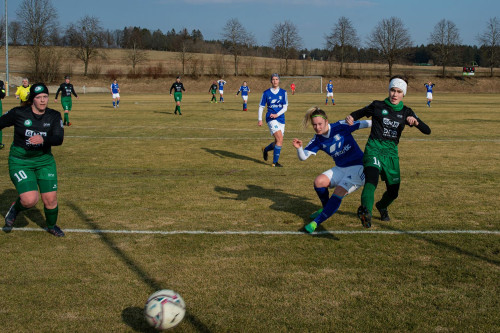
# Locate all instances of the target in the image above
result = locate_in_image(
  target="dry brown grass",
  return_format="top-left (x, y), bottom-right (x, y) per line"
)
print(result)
top-left (1, 46), bottom-right (499, 95)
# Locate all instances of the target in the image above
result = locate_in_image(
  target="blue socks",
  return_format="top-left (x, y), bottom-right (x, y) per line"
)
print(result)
top-left (264, 142), bottom-right (275, 153)
top-left (273, 145), bottom-right (282, 164)
top-left (263, 143), bottom-right (281, 164)
top-left (314, 186), bottom-right (330, 207)
top-left (315, 194), bottom-right (343, 225)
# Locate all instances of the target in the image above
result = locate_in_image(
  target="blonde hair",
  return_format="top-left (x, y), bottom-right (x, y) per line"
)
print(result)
top-left (302, 106), bottom-right (328, 129)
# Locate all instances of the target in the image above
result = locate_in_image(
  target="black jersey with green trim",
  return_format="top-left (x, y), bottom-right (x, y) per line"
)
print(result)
top-left (0, 106), bottom-right (64, 153)
top-left (350, 100), bottom-right (430, 145)
top-left (170, 82), bottom-right (185, 94)
top-left (55, 83), bottom-right (78, 98)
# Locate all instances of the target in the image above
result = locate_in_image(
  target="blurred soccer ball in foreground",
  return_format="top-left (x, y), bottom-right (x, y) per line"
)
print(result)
top-left (144, 289), bottom-right (186, 330)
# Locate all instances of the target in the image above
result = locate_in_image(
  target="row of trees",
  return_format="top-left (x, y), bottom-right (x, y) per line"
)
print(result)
top-left (1, 0), bottom-right (499, 81)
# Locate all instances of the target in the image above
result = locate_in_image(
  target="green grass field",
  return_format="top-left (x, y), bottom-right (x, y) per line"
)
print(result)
top-left (0, 91), bottom-right (499, 332)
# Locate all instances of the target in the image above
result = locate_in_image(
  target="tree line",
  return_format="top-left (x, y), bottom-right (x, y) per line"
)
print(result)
top-left (1, 0), bottom-right (499, 81)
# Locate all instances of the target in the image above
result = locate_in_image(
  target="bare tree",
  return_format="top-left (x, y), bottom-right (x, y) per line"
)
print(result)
top-left (478, 17), bottom-right (500, 77)
top-left (9, 21), bottom-right (23, 45)
top-left (66, 16), bottom-right (105, 76)
top-left (222, 18), bottom-right (255, 76)
top-left (429, 19), bottom-right (461, 77)
top-left (270, 21), bottom-right (302, 74)
top-left (177, 28), bottom-right (193, 75)
top-left (0, 17), bottom-right (5, 46)
top-left (125, 28), bottom-right (148, 75)
top-left (368, 17), bottom-right (412, 77)
top-left (16, 0), bottom-right (59, 81)
top-left (325, 16), bottom-right (360, 77)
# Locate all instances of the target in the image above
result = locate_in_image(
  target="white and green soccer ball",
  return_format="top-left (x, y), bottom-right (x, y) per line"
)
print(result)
top-left (144, 289), bottom-right (186, 330)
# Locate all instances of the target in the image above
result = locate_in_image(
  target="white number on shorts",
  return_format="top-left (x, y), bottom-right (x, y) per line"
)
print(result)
top-left (373, 157), bottom-right (381, 167)
top-left (14, 170), bottom-right (28, 182)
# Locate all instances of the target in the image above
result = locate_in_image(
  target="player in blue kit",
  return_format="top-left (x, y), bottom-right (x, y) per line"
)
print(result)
top-left (326, 80), bottom-right (335, 105)
top-left (236, 81), bottom-right (250, 111)
top-left (110, 79), bottom-right (120, 108)
top-left (293, 106), bottom-right (371, 233)
top-left (217, 78), bottom-right (226, 103)
top-left (258, 73), bottom-right (288, 167)
top-left (424, 81), bottom-right (435, 107)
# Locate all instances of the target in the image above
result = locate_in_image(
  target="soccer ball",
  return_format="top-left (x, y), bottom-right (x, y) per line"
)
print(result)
top-left (144, 289), bottom-right (186, 330)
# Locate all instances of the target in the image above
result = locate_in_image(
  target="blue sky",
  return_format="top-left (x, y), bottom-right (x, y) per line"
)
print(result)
top-left (4, 0), bottom-right (499, 49)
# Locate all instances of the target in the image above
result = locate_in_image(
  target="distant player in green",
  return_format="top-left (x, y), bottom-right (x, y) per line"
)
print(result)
top-left (170, 77), bottom-right (186, 115)
top-left (0, 83), bottom-right (65, 237)
top-left (209, 81), bottom-right (218, 103)
top-left (54, 76), bottom-right (78, 126)
top-left (0, 80), bottom-right (6, 149)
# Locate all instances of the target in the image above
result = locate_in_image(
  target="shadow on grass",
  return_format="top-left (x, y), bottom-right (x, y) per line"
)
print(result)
top-left (152, 111), bottom-right (176, 115)
top-left (202, 147), bottom-right (267, 165)
top-left (66, 201), bottom-right (212, 333)
top-left (378, 223), bottom-right (499, 267)
top-left (214, 184), bottom-right (344, 240)
top-left (1, 188), bottom-right (47, 233)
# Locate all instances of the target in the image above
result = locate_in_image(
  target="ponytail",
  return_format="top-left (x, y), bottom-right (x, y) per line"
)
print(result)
top-left (302, 106), bottom-right (328, 129)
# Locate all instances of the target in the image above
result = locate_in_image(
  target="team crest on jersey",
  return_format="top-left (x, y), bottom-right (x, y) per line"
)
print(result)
top-left (24, 119), bottom-right (32, 127)
top-left (382, 110), bottom-right (389, 115)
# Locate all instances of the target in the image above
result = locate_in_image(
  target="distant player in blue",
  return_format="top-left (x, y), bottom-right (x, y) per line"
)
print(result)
top-left (293, 106), bottom-right (371, 233)
top-left (326, 80), bottom-right (335, 105)
top-left (424, 81), bottom-right (435, 107)
top-left (110, 79), bottom-right (120, 108)
top-left (217, 78), bottom-right (226, 103)
top-left (236, 81), bottom-right (250, 111)
top-left (258, 73), bottom-right (288, 167)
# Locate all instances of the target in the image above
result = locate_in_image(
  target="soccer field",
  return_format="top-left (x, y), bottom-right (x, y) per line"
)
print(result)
top-left (0, 92), bottom-right (499, 332)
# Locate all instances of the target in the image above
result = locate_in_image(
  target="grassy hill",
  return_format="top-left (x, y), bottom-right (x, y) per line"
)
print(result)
top-left (0, 46), bottom-right (498, 94)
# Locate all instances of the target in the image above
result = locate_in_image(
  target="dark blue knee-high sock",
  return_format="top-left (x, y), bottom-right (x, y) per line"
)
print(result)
top-left (314, 194), bottom-right (343, 225)
top-left (314, 186), bottom-right (330, 208)
top-left (264, 142), bottom-right (275, 153)
top-left (273, 145), bottom-right (282, 164)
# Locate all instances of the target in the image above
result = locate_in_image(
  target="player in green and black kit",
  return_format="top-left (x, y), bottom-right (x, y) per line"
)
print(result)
top-left (54, 76), bottom-right (78, 126)
top-left (169, 76), bottom-right (186, 115)
top-left (209, 81), bottom-right (217, 103)
top-left (1, 83), bottom-right (65, 237)
top-left (345, 75), bottom-right (431, 228)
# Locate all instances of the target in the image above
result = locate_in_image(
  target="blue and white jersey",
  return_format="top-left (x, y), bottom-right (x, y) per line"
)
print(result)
top-left (218, 80), bottom-right (226, 90)
top-left (304, 121), bottom-right (365, 168)
top-left (425, 83), bottom-right (435, 93)
top-left (111, 83), bottom-right (119, 94)
top-left (238, 85), bottom-right (250, 96)
top-left (326, 83), bottom-right (333, 93)
top-left (259, 88), bottom-right (288, 124)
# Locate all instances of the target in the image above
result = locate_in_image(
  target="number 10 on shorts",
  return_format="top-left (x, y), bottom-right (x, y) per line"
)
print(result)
top-left (14, 170), bottom-right (28, 183)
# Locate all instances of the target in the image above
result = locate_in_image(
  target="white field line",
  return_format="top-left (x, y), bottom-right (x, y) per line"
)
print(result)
top-left (2, 131), bottom-right (499, 143)
top-left (4, 227), bottom-right (500, 236)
